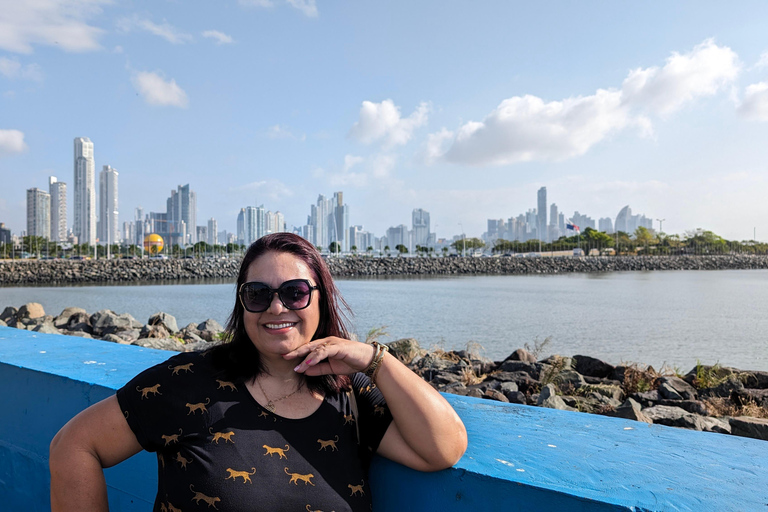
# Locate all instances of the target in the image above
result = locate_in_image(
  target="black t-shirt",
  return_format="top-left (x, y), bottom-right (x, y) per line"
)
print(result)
top-left (116, 350), bottom-right (392, 512)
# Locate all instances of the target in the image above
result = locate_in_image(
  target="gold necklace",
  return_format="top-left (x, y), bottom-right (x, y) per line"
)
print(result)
top-left (256, 376), bottom-right (302, 413)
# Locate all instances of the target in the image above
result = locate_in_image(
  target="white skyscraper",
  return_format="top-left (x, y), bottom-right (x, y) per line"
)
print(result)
top-left (412, 208), bottom-right (431, 248)
top-left (26, 188), bottom-right (51, 239)
top-left (73, 137), bottom-right (96, 245)
top-left (48, 176), bottom-right (67, 242)
top-left (98, 165), bottom-right (119, 246)
top-left (207, 218), bottom-right (217, 245)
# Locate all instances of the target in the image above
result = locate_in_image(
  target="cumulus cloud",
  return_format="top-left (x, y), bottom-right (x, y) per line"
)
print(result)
top-left (738, 81), bottom-right (768, 121)
top-left (202, 30), bottom-right (234, 45)
top-left (348, 100), bottom-right (429, 148)
top-left (0, 0), bottom-right (107, 54)
top-left (621, 39), bottom-right (740, 116)
top-left (0, 129), bottom-right (28, 155)
top-left (131, 71), bottom-right (189, 108)
top-left (343, 154), bottom-right (364, 172)
top-left (0, 57), bottom-right (43, 81)
top-left (117, 15), bottom-right (192, 44)
top-left (754, 52), bottom-right (768, 70)
top-left (431, 39), bottom-right (740, 167)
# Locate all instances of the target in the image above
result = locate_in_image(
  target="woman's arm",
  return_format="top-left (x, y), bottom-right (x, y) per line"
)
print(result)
top-left (286, 339), bottom-right (468, 472)
top-left (49, 395), bottom-right (143, 512)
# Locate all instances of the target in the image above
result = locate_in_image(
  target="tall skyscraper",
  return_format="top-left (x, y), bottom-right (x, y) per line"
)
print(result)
top-left (48, 176), bottom-right (67, 242)
top-left (549, 203), bottom-right (559, 241)
top-left (333, 191), bottom-right (349, 252)
top-left (73, 137), bottom-right (96, 245)
top-left (26, 188), bottom-right (51, 239)
top-left (412, 208), bottom-right (431, 248)
top-left (98, 165), bottom-right (119, 245)
top-left (236, 208), bottom-right (245, 246)
top-left (167, 184), bottom-right (197, 244)
top-left (537, 187), bottom-right (547, 242)
top-left (207, 218), bottom-right (218, 246)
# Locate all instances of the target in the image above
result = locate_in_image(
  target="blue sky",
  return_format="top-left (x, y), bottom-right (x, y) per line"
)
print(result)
top-left (2, 1), bottom-right (768, 241)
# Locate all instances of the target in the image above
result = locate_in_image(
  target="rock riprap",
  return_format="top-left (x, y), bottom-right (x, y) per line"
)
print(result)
top-left (4, 254), bottom-right (768, 285)
top-left (2, 302), bottom-right (767, 442)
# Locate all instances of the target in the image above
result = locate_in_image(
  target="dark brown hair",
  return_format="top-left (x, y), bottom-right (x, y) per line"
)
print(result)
top-left (211, 232), bottom-right (351, 394)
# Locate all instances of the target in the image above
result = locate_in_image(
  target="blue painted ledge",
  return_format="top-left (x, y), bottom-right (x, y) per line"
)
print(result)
top-left (1, 326), bottom-right (766, 512)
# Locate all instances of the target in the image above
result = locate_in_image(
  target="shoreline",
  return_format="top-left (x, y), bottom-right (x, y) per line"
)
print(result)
top-left (3, 254), bottom-right (768, 286)
top-left (1, 301), bottom-right (766, 442)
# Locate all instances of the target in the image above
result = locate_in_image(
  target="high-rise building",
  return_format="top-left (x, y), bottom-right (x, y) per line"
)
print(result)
top-left (412, 208), bottom-right (431, 248)
top-left (0, 223), bottom-right (11, 245)
top-left (167, 184), bottom-right (197, 244)
top-left (549, 203), bottom-right (559, 241)
top-left (236, 208), bottom-right (245, 246)
top-left (243, 206), bottom-right (266, 246)
top-left (48, 176), bottom-right (67, 242)
top-left (537, 187), bottom-right (548, 242)
top-left (26, 188), bottom-right (51, 239)
top-left (196, 226), bottom-right (207, 245)
top-left (599, 217), bottom-right (614, 233)
top-left (73, 137), bottom-right (96, 245)
top-left (333, 192), bottom-right (349, 252)
top-left (207, 218), bottom-right (217, 246)
top-left (98, 165), bottom-right (119, 246)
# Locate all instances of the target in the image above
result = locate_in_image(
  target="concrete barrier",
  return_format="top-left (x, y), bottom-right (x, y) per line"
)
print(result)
top-left (1, 326), bottom-right (766, 511)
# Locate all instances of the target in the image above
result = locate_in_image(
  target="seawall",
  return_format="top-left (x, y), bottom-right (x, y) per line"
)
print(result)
top-left (2, 326), bottom-right (767, 511)
top-left (3, 254), bottom-right (768, 285)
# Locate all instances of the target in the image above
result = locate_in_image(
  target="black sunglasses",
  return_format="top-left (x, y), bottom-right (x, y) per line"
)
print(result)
top-left (239, 279), bottom-right (319, 313)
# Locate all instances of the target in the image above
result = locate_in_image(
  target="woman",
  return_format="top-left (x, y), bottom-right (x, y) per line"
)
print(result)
top-left (50, 233), bottom-right (467, 511)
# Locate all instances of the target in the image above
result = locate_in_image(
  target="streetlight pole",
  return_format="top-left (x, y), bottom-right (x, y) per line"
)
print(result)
top-left (656, 218), bottom-right (665, 234)
top-left (458, 223), bottom-right (465, 257)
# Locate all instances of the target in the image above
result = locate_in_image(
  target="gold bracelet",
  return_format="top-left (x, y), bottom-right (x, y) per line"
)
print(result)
top-left (363, 341), bottom-right (386, 378)
top-left (370, 346), bottom-right (389, 386)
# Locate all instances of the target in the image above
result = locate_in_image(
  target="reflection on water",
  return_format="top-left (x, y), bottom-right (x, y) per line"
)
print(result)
top-left (1, 270), bottom-right (766, 371)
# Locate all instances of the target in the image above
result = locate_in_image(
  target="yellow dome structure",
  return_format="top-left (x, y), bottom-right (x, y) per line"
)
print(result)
top-left (143, 234), bottom-right (164, 255)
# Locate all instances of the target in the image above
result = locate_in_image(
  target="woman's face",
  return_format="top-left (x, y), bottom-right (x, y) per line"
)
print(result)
top-left (242, 250), bottom-right (321, 360)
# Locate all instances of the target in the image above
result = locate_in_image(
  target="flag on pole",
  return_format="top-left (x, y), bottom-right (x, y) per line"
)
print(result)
top-left (566, 223), bottom-right (580, 233)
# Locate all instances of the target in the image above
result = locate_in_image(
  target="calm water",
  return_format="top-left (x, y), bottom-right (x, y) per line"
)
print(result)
top-left (1, 270), bottom-right (766, 372)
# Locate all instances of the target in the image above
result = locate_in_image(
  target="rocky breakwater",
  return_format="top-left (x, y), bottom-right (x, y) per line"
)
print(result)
top-left (0, 302), bottom-right (226, 352)
top-left (327, 254), bottom-right (768, 277)
top-left (385, 338), bottom-right (768, 442)
top-left (0, 258), bottom-right (241, 285)
top-left (3, 302), bottom-right (767, 442)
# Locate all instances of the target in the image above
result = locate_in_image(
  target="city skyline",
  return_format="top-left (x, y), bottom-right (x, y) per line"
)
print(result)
top-left (2, 2), bottom-right (768, 241)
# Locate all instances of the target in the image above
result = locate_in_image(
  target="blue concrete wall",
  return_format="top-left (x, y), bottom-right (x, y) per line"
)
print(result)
top-left (1, 326), bottom-right (767, 512)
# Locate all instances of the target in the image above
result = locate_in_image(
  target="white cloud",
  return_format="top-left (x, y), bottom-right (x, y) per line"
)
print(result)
top-left (421, 128), bottom-right (454, 165)
top-left (117, 15), bottom-right (192, 44)
top-left (202, 30), bottom-right (234, 45)
top-left (131, 71), bottom-right (189, 108)
top-left (754, 52), bottom-right (768, 70)
top-left (444, 90), bottom-right (633, 166)
top-left (266, 124), bottom-right (305, 140)
top-left (621, 39), bottom-right (740, 115)
top-left (738, 81), bottom-right (768, 121)
top-left (433, 39), bottom-right (739, 167)
top-left (343, 154), bottom-right (364, 172)
top-left (0, 57), bottom-right (43, 81)
top-left (238, 0), bottom-right (318, 16)
top-left (286, 0), bottom-right (318, 17)
top-left (238, 180), bottom-right (294, 201)
top-left (0, 129), bottom-right (28, 155)
top-left (348, 100), bottom-right (429, 148)
top-left (0, 0), bottom-right (107, 54)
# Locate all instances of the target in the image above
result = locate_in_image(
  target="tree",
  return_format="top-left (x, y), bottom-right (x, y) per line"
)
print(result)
top-left (350, 245), bottom-right (358, 255)
top-left (384, 245), bottom-right (390, 257)
top-left (634, 226), bottom-right (655, 255)
top-left (366, 246), bottom-right (373, 257)
top-left (450, 237), bottom-right (485, 254)
top-left (684, 229), bottom-right (727, 254)
top-left (395, 244), bottom-right (408, 256)
top-left (442, 247), bottom-right (448, 257)
top-left (583, 228), bottom-right (614, 250)
top-left (329, 241), bottom-right (341, 254)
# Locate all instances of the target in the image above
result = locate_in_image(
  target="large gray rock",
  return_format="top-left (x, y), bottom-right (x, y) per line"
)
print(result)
top-left (147, 312), bottom-right (179, 334)
top-left (17, 302), bottom-right (45, 321)
top-left (387, 338), bottom-right (426, 364)
top-left (643, 405), bottom-right (689, 424)
top-left (504, 348), bottom-right (536, 363)
top-left (554, 369), bottom-right (586, 390)
top-left (732, 388), bottom-right (768, 408)
top-left (658, 376), bottom-right (698, 400)
top-left (573, 354), bottom-right (615, 378)
top-left (581, 384), bottom-right (624, 401)
top-left (498, 360), bottom-right (539, 378)
top-left (686, 416), bottom-right (731, 434)
top-left (33, 320), bottom-right (60, 334)
top-left (197, 318), bottom-right (224, 333)
top-left (102, 333), bottom-right (131, 344)
top-left (615, 398), bottom-right (652, 423)
top-left (738, 370), bottom-right (768, 389)
top-left (139, 324), bottom-right (171, 339)
top-left (700, 377), bottom-right (744, 398)
top-left (54, 307), bottom-right (87, 328)
top-left (537, 383), bottom-right (577, 411)
top-left (729, 416), bottom-right (768, 441)
top-left (91, 310), bottom-right (141, 336)
top-left (482, 389), bottom-right (509, 402)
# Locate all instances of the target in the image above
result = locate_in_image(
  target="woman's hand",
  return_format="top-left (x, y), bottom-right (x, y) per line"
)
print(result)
top-left (283, 337), bottom-right (375, 376)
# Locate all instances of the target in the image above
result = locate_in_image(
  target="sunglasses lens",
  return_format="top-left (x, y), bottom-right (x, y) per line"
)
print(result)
top-left (279, 280), bottom-right (312, 309)
top-left (242, 283), bottom-right (272, 312)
